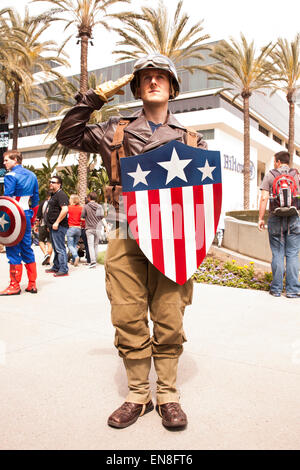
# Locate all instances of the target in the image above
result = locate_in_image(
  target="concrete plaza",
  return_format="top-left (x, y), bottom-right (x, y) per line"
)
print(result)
top-left (0, 246), bottom-right (299, 450)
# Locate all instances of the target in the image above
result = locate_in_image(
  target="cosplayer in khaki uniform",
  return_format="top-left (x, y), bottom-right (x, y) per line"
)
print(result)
top-left (0, 151), bottom-right (39, 295)
top-left (57, 54), bottom-right (207, 429)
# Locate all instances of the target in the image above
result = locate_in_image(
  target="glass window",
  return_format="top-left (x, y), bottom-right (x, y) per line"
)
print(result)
top-left (197, 129), bottom-right (215, 140)
top-left (259, 124), bottom-right (269, 136)
top-left (273, 134), bottom-right (282, 145)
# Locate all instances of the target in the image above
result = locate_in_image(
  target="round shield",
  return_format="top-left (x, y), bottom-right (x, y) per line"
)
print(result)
top-left (0, 196), bottom-right (27, 247)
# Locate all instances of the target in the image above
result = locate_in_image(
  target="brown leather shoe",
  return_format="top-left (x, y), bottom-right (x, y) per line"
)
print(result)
top-left (107, 400), bottom-right (154, 428)
top-left (156, 402), bottom-right (187, 429)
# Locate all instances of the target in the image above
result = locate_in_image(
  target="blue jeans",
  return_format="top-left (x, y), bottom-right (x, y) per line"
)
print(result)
top-left (268, 215), bottom-right (300, 294)
top-left (67, 226), bottom-right (81, 262)
top-left (50, 226), bottom-right (68, 274)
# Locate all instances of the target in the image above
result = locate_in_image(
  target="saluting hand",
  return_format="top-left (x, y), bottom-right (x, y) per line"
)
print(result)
top-left (94, 74), bottom-right (134, 102)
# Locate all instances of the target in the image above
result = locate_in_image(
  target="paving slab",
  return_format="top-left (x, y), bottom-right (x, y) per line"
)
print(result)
top-left (0, 247), bottom-right (299, 450)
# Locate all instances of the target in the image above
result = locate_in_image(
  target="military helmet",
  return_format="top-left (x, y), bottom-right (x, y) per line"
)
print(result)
top-left (130, 53), bottom-right (180, 100)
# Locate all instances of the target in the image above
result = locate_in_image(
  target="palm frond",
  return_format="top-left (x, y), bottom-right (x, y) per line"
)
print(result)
top-left (110, 0), bottom-right (210, 72)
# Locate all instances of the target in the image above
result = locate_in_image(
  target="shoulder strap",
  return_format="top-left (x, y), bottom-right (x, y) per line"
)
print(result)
top-left (110, 119), bottom-right (130, 184)
top-left (288, 168), bottom-right (298, 177)
top-left (111, 122), bottom-right (198, 183)
top-left (270, 169), bottom-right (280, 178)
top-left (186, 128), bottom-right (198, 148)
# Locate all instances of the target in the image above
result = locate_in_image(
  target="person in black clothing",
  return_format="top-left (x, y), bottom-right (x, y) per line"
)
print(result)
top-left (45, 176), bottom-right (69, 276)
top-left (36, 193), bottom-right (53, 265)
top-left (80, 197), bottom-right (91, 264)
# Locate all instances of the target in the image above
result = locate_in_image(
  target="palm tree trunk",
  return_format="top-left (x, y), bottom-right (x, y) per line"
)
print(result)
top-left (243, 95), bottom-right (250, 210)
top-left (12, 84), bottom-right (20, 150)
top-left (78, 33), bottom-right (89, 204)
top-left (288, 98), bottom-right (295, 167)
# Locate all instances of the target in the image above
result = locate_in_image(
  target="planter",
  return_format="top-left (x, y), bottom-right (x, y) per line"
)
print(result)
top-left (225, 210), bottom-right (269, 224)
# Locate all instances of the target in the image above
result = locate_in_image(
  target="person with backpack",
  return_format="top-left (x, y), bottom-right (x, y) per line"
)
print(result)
top-left (56, 54), bottom-right (207, 430)
top-left (258, 151), bottom-right (300, 298)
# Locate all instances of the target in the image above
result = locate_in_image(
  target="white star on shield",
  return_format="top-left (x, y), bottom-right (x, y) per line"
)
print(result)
top-left (197, 159), bottom-right (216, 182)
top-left (157, 147), bottom-right (192, 185)
top-left (128, 163), bottom-right (151, 187)
top-left (0, 213), bottom-right (9, 231)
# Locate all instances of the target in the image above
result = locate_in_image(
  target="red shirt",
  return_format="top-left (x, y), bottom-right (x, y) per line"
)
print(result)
top-left (68, 205), bottom-right (82, 227)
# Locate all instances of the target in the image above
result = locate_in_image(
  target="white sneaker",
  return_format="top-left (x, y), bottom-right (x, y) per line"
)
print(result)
top-left (88, 262), bottom-right (96, 268)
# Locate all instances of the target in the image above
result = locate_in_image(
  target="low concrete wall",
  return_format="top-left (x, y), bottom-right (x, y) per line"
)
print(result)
top-left (223, 216), bottom-right (272, 263)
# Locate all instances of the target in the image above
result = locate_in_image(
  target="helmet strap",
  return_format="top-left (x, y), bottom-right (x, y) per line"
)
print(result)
top-left (169, 80), bottom-right (175, 100)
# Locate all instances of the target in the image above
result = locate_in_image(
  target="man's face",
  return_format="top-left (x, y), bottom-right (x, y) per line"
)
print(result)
top-left (3, 156), bottom-right (17, 171)
top-left (138, 69), bottom-right (170, 105)
top-left (49, 178), bottom-right (60, 193)
top-left (274, 157), bottom-right (281, 168)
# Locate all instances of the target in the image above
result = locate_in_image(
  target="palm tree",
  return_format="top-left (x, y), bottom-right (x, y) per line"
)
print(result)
top-left (0, 7), bottom-right (31, 132)
top-left (270, 34), bottom-right (300, 166)
top-left (36, 161), bottom-right (59, 200)
top-left (206, 34), bottom-right (276, 209)
top-left (0, 7), bottom-right (69, 149)
top-left (23, 160), bottom-right (58, 199)
top-left (111, 0), bottom-right (210, 72)
top-left (88, 165), bottom-right (109, 202)
top-left (58, 164), bottom-right (79, 195)
top-left (32, 0), bottom-right (131, 203)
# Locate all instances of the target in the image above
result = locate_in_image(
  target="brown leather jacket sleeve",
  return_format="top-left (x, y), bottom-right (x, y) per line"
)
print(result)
top-left (56, 89), bottom-right (113, 154)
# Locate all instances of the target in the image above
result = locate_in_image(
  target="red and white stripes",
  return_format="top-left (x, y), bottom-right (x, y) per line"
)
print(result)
top-left (124, 183), bottom-right (222, 285)
top-left (14, 196), bottom-right (30, 210)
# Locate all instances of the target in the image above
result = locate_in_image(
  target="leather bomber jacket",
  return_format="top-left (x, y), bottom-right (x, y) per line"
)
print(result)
top-left (56, 89), bottom-right (208, 185)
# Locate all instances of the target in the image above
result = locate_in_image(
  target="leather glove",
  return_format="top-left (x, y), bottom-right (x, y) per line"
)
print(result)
top-left (94, 74), bottom-right (134, 102)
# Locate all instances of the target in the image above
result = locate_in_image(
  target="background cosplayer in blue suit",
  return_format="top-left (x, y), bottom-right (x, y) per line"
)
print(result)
top-left (0, 151), bottom-right (39, 296)
top-left (4, 163), bottom-right (39, 264)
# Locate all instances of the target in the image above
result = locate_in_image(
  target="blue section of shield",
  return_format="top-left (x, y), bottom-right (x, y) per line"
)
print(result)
top-left (0, 210), bottom-right (10, 233)
top-left (120, 140), bottom-right (221, 192)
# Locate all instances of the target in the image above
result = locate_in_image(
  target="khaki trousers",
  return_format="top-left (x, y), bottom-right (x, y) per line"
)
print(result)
top-left (105, 229), bottom-right (193, 403)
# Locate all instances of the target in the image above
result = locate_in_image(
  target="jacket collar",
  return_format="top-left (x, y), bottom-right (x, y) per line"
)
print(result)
top-left (122, 109), bottom-right (186, 152)
top-left (124, 108), bottom-right (186, 130)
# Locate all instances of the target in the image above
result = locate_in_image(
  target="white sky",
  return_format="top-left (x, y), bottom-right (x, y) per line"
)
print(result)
top-left (1, 0), bottom-right (300, 75)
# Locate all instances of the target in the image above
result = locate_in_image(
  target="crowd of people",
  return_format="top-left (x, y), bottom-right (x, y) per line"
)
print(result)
top-left (0, 157), bottom-right (108, 290)
top-left (35, 185), bottom-right (109, 274)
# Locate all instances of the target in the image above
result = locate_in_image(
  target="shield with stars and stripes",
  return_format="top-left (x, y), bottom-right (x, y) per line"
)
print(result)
top-left (120, 140), bottom-right (222, 285)
top-left (0, 196), bottom-right (27, 247)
